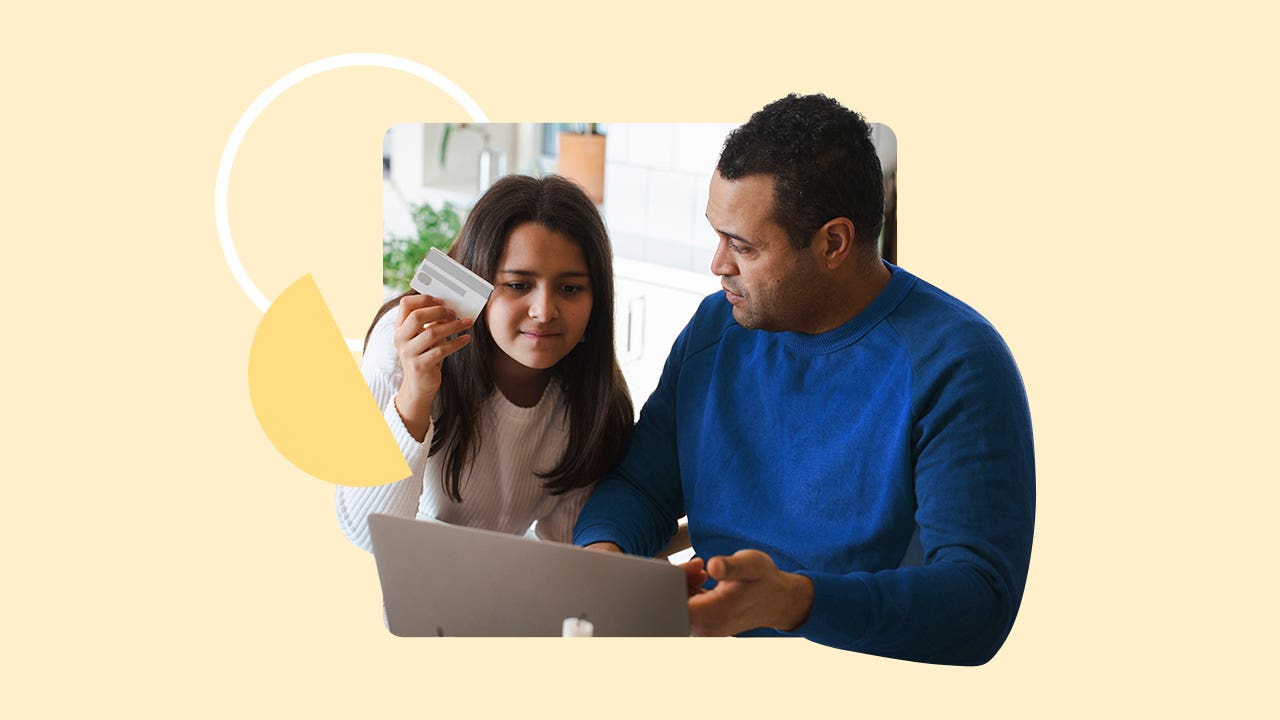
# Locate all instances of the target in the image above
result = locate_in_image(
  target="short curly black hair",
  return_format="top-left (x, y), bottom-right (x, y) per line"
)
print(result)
top-left (717, 94), bottom-right (884, 251)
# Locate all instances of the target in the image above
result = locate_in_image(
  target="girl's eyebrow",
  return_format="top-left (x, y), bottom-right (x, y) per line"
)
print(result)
top-left (497, 269), bottom-right (590, 278)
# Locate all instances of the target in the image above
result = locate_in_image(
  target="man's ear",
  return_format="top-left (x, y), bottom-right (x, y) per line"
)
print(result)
top-left (813, 217), bottom-right (856, 270)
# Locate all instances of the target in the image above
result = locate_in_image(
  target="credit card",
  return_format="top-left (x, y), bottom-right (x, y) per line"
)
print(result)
top-left (409, 247), bottom-right (494, 322)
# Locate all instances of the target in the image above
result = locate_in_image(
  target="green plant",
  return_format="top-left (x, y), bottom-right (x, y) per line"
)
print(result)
top-left (383, 201), bottom-right (464, 291)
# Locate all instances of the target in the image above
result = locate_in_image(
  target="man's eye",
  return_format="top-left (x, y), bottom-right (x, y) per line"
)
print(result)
top-left (505, 282), bottom-right (529, 291)
top-left (722, 236), bottom-right (749, 254)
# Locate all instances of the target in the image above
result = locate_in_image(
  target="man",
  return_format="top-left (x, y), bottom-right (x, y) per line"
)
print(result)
top-left (572, 94), bottom-right (1035, 665)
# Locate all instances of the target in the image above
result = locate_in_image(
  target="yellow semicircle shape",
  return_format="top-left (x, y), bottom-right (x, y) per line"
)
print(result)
top-left (249, 274), bottom-right (410, 486)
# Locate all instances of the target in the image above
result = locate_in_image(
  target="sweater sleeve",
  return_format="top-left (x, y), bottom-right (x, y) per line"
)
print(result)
top-left (333, 310), bottom-right (435, 553)
top-left (789, 332), bottom-right (1036, 665)
top-left (534, 485), bottom-right (592, 544)
top-left (572, 320), bottom-right (689, 556)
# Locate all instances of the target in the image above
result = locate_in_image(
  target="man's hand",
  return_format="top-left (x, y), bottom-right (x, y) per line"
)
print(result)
top-left (686, 549), bottom-right (814, 636)
top-left (680, 557), bottom-right (709, 596)
top-left (587, 542), bottom-right (707, 594)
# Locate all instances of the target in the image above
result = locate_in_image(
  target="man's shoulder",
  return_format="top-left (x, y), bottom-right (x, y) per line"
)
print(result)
top-left (680, 291), bottom-right (738, 356)
top-left (892, 271), bottom-right (999, 334)
top-left (888, 269), bottom-right (1015, 366)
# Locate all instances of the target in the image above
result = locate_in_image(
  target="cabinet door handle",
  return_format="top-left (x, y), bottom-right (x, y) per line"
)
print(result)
top-left (624, 296), bottom-right (645, 361)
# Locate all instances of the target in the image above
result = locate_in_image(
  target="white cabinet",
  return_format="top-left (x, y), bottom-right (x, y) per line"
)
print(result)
top-left (612, 258), bottom-right (721, 416)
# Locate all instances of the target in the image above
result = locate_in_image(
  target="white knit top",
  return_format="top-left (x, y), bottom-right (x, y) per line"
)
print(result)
top-left (334, 310), bottom-right (587, 552)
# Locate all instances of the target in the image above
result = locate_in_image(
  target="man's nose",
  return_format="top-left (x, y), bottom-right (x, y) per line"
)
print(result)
top-left (710, 236), bottom-right (736, 276)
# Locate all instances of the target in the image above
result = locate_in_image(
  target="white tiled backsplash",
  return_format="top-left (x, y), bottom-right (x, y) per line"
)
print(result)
top-left (600, 123), bottom-right (739, 275)
top-left (385, 121), bottom-right (895, 278)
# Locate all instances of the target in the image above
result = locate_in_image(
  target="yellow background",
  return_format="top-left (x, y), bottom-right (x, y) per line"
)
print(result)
top-left (4, 1), bottom-right (1276, 717)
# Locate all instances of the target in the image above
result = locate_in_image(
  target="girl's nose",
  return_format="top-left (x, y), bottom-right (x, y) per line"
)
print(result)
top-left (529, 287), bottom-right (559, 321)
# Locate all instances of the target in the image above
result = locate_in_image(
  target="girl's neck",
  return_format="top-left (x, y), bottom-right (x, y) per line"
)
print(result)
top-left (489, 351), bottom-right (552, 408)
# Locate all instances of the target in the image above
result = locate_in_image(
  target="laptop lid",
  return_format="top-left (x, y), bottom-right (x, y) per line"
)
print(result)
top-left (367, 513), bottom-right (691, 637)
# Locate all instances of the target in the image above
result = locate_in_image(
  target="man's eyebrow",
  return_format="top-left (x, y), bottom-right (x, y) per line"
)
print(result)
top-left (497, 269), bottom-right (590, 278)
top-left (705, 214), bottom-right (755, 245)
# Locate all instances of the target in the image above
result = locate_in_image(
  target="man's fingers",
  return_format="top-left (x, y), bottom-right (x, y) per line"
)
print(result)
top-left (706, 549), bottom-right (771, 582)
top-left (687, 560), bottom-right (745, 636)
top-left (687, 588), bottom-right (731, 636)
top-left (687, 550), bottom-right (793, 637)
top-left (680, 557), bottom-right (707, 595)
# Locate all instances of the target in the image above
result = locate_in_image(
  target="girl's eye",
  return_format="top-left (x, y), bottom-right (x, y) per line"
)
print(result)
top-left (561, 285), bottom-right (586, 295)
top-left (504, 282), bottom-right (529, 291)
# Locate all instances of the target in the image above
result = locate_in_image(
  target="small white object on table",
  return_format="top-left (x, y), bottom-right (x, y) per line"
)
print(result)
top-left (562, 617), bottom-right (594, 637)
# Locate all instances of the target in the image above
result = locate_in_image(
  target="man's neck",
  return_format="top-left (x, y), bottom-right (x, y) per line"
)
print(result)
top-left (806, 255), bottom-right (892, 334)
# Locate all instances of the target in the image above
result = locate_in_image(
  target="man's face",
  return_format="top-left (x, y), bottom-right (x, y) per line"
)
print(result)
top-left (706, 172), bottom-right (824, 332)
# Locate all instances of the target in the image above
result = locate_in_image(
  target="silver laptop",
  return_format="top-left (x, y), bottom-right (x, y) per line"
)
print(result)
top-left (367, 513), bottom-right (690, 637)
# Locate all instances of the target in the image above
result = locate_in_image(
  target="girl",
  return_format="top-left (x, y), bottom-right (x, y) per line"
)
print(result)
top-left (336, 175), bottom-right (633, 550)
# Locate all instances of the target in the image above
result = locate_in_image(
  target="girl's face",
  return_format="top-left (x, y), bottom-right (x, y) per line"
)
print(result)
top-left (486, 221), bottom-right (594, 372)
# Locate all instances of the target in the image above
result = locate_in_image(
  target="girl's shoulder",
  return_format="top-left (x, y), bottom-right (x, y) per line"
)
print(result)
top-left (361, 306), bottom-right (402, 376)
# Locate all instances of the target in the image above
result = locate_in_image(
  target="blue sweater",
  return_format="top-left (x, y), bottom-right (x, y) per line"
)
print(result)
top-left (574, 264), bottom-right (1035, 664)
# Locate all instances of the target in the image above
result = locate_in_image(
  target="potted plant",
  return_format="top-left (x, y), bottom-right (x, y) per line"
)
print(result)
top-left (382, 200), bottom-right (463, 293)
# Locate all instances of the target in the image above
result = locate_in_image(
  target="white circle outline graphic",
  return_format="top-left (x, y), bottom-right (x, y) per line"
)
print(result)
top-left (215, 53), bottom-right (489, 350)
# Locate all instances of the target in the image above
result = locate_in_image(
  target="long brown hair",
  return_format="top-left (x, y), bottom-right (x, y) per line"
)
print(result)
top-left (367, 174), bottom-right (633, 502)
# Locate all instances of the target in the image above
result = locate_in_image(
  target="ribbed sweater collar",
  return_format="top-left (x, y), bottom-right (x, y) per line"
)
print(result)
top-left (776, 262), bottom-right (916, 356)
top-left (489, 381), bottom-right (563, 420)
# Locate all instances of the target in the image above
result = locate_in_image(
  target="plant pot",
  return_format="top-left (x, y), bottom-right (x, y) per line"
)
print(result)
top-left (557, 132), bottom-right (606, 205)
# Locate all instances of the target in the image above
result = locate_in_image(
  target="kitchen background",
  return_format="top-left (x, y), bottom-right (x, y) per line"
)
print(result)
top-left (382, 122), bottom-right (898, 414)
